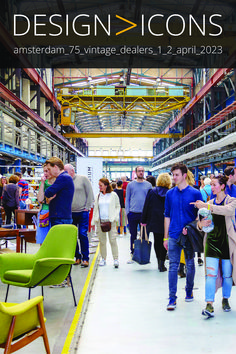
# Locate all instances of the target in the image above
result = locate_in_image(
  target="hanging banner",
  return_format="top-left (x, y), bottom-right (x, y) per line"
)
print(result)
top-left (76, 157), bottom-right (103, 196)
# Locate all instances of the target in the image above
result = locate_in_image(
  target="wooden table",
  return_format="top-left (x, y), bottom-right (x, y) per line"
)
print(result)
top-left (0, 228), bottom-right (20, 252)
top-left (19, 229), bottom-right (37, 253)
top-left (0, 228), bottom-right (38, 253)
top-left (0, 210), bottom-right (39, 253)
top-left (15, 209), bottom-right (39, 253)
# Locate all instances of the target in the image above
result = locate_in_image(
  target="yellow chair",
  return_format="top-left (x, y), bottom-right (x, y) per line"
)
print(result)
top-left (0, 296), bottom-right (50, 354)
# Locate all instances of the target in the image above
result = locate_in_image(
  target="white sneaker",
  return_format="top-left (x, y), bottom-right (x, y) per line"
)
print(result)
top-left (114, 260), bottom-right (119, 268)
top-left (99, 259), bottom-right (106, 266)
top-left (49, 279), bottom-right (70, 288)
top-left (127, 255), bottom-right (134, 264)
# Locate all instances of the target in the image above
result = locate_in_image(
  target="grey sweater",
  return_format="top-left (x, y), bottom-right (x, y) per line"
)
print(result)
top-left (71, 175), bottom-right (94, 212)
top-left (125, 180), bottom-right (152, 214)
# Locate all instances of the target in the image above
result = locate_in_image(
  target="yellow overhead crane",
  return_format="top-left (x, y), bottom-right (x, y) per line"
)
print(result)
top-left (58, 86), bottom-right (190, 137)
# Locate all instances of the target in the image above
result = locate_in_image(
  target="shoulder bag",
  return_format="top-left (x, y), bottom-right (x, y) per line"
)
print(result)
top-left (39, 211), bottom-right (50, 227)
top-left (203, 187), bottom-right (210, 202)
top-left (98, 194), bottom-right (111, 232)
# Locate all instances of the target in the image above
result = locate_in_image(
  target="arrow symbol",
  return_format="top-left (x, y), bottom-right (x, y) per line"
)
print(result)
top-left (116, 15), bottom-right (137, 36)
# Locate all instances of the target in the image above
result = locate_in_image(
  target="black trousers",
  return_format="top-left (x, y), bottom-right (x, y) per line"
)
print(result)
top-left (4, 205), bottom-right (16, 225)
top-left (153, 232), bottom-right (167, 262)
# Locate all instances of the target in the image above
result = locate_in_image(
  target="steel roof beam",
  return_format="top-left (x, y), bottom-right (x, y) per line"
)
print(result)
top-left (0, 83), bottom-right (84, 156)
top-left (154, 100), bottom-right (236, 161)
top-left (0, 22), bottom-right (61, 112)
top-left (154, 57), bottom-right (236, 146)
top-left (64, 132), bottom-right (183, 138)
top-left (23, 69), bottom-right (61, 112)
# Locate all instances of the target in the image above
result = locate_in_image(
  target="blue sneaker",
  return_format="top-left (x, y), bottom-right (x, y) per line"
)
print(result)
top-left (167, 299), bottom-right (176, 311)
top-left (185, 288), bottom-right (194, 302)
top-left (202, 303), bottom-right (214, 318)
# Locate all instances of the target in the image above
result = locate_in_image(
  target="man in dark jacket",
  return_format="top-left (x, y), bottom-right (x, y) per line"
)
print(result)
top-left (142, 173), bottom-right (172, 271)
top-left (44, 157), bottom-right (74, 227)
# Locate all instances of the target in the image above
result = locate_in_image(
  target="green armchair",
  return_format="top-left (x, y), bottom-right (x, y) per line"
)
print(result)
top-left (0, 224), bottom-right (78, 306)
top-left (0, 295), bottom-right (50, 353)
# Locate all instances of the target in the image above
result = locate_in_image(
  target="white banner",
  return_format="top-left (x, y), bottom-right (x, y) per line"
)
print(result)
top-left (76, 157), bottom-right (103, 196)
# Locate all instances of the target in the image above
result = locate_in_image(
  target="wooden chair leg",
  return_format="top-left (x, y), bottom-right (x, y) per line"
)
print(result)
top-left (4, 316), bottom-right (16, 354)
top-left (37, 304), bottom-right (51, 354)
top-left (20, 237), bottom-right (23, 253)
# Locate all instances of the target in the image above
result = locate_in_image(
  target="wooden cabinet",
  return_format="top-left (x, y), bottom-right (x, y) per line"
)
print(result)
top-left (15, 210), bottom-right (39, 226)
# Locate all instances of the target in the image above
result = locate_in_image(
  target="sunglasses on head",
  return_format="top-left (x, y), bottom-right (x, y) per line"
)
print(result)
top-left (223, 167), bottom-right (235, 176)
top-left (227, 167), bottom-right (235, 176)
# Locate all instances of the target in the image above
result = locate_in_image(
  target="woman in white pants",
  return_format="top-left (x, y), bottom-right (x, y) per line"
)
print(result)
top-left (92, 178), bottom-right (120, 268)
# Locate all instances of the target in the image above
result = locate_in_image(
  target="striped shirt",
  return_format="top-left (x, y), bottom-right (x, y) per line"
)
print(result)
top-left (18, 179), bottom-right (29, 201)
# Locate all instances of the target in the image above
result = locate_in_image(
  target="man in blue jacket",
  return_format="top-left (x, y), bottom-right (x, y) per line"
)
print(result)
top-left (44, 157), bottom-right (74, 226)
top-left (164, 163), bottom-right (202, 311)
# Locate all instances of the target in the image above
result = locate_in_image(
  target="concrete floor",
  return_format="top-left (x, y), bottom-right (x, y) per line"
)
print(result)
top-left (0, 236), bottom-right (99, 354)
top-left (1, 232), bottom-right (236, 354)
top-left (75, 233), bottom-right (236, 354)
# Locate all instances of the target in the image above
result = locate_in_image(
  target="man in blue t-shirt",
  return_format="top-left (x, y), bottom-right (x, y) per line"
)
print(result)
top-left (44, 157), bottom-right (74, 227)
top-left (164, 163), bottom-right (202, 311)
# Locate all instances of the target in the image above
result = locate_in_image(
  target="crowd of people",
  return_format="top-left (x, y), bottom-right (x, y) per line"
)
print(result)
top-left (0, 159), bottom-right (236, 318)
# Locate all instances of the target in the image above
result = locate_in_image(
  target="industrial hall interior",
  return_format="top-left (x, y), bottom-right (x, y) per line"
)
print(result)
top-left (1, 0), bottom-right (236, 353)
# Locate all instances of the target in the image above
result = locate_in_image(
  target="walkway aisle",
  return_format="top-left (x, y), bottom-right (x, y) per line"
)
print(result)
top-left (75, 233), bottom-right (236, 354)
top-left (0, 241), bottom-right (98, 354)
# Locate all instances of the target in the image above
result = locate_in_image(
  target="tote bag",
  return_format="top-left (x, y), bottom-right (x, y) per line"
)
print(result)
top-left (132, 225), bottom-right (152, 265)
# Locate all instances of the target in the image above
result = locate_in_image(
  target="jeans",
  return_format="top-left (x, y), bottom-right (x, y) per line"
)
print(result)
top-left (127, 212), bottom-right (142, 253)
top-left (72, 211), bottom-right (89, 262)
top-left (50, 218), bottom-right (73, 227)
top-left (168, 237), bottom-right (195, 300)
top-left (205, 257), bottom-right (233, 302)
top-left (50, 218), bottom-right (73, 280)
